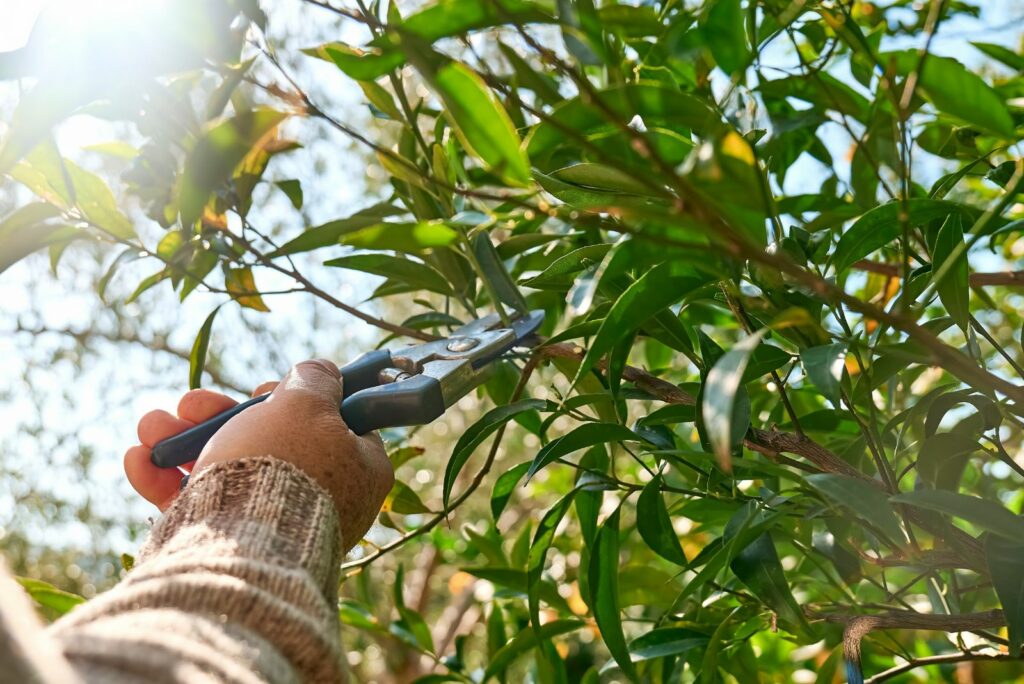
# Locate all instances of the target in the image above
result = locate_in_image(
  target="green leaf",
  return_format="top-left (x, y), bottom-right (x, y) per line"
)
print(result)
top-left (932, 213), bottom-right (970, 333)
top-left (832, 199), bottom-right (972, 273)
top-left (550, 163), bottom-right (657, 196)
top-left (325, 254), bottom-right (452, 296)
top-left (985, 535), bottom-right (1024, 657)
top-left (392, 566), bottom-right (434, 652)
top-left (275, 179), bottom-right (303, 209)
top-left (527, 84), bottom-right (724, 166)
top-left (700, 608), bottom-right (737, 683)
top-left (881, 50), bottom-right (1015, 138)
top-left (421, 59), bottom-right (531, 186)
top-left (472, 232), bottom-right (529, 313)
top-left (491, 460), bottom-right (531, 520)
top-left (384, 480), bottom-right (432, 515)
top-left (972, 42), bottom-right (1024, 72)
top-left (703, 0), bottom-right (749, 74)
top-left (16, 577), bottom-right (84, 616)
top-left (806, 474), bottom-right (905, 544)
top-left (125, 269), bottom-right (171, 304)
top-left (588, 508), bottom-right (637, 681)
top-left (446, 399), bottom-right (549, 507)
top-left (800, 343), bottom-right (847, 405)
top-left (179, 108), bottom-right (289, 227)
top-left (892, 490), bottom-right (1024, 540)
top-left (573, 261), bottom-right (705, 389)
top-left (636, 475), bottom-right (687, 566)
top-left (527, 422), bottom-right (648, 481)
top-left (270, 202), bottom-right (403, 256)
top-left (189, 306), bottom-right (221, 390)
top-left (702, 330), bottom-right (765, 471)
top-left (0, 202), bottom-right (65, 274)
top-left (358, 79), bottom-right (402, 120)
top-left (483, 619), bottom-right (584, 681)
top-left (528, 492), bottom-right (577, 643)
top-left (628, 627), bottom-right (709, 663)
top-left (916, 432), bottom-right (980, 491)
top-left (340, 221), bottom-right (459, 252)
top-left (520, 244), bottom-right (611, 290)
top-left (306, 0), bottom-right (553, 81)
top-left (729, 532), bottom-right (812, 635)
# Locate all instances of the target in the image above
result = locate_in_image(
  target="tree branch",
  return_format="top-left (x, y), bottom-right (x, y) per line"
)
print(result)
top-left (865, 651), bottom-right (1012, 683)
top-left (855, 259), bottom-right (1024, 288)
top-left (13, 323), bottom-right (249, 395)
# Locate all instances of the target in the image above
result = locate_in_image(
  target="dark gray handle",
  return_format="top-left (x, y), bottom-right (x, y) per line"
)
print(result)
top-left (151, 350), bottom-right (395, 468)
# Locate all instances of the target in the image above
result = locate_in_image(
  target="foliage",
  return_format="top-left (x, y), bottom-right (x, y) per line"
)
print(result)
top-left (4, 0), bottom-right (1024, 681)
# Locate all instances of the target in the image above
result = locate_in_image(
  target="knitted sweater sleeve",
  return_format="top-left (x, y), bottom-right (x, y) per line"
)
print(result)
top-left (0, 456), bottom-right (348, 684)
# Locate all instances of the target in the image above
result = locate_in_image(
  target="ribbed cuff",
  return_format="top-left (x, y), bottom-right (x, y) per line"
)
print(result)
top-left (139, 457), bottom-right (343, 599)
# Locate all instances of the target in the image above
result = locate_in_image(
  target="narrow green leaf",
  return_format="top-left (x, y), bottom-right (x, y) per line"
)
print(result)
top-left (270, 202), bottom-right (403, 256)
top-left (491, 461), bottom-right (531, 520)
top-left (384, 480), bottom-right (432, 515)
top-left (932, 213), bottom-right (970, 333)
top-left (445, 399), bottom-right (549, 507)
top-left (573, 261), bottom-right (705, 389)
top-left (473, 232), bottom-right (529, 313)
top-left (800, 343), bottom-right (847, 405)
top-left (0, 202), bottom-right (65, 274)
top-left (628, 627), bottom-right (709, 663)
top-left (881, 50), bottom-right (1015, 138)
top-left (425, 60), bottom-right (530, 186)
top-left (325, 254), bottom-right (452, 296)
top-left (528, 492), bottom-right (577, 643)
top-left (729, 532), bottom-right (813, 635)
top-left (527, 422), bottom-right (647, 481)
top-left (636, 475), bottom-right (687, 566)
top-left (985, 535), bottom-right (1024, 657)
top-left (125, 269), bottom-right (171, 304)
top-left (275, 179), bottom-right (303, 209)
top-left (700, 608), bottom-right (738, 683)
top-left (916, 432), bottom-right (980, 491)
top-left (972, 42), bottom-right (1024, 72)
top-left (520, 244), bottom-right (611, 290)
top-left (702, 331), bottom-right (765, 471)
top-left (703, 0), bottom-right (749, 74)
top-left (483, 620), bottom-right (584, 681)
top-left (892, 490), bottom-right (1024, 540)
top-left (832, 199), bottom-right (972, 274)
top-left (189, 306), bottom-right (221, 390)
top-left (16, 577), bottom-right (84, 616)
top-left (588, 508), bottom-right (637, 681)
top-left (806, 473), bottom-right (905, 544)
top-left (341, 221), bottom-right (459, 252)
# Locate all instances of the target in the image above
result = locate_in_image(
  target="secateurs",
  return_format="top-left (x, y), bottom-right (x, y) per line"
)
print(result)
top-left (150, 309), bottom-right (545, 469)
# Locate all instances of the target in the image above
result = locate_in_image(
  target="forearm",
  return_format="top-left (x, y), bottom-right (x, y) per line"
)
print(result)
top-left (46, 457), bottom-right (347, 683)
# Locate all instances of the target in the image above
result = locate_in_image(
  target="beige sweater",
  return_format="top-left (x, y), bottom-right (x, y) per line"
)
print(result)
top-left (0, 457), bottom-right (348, 683)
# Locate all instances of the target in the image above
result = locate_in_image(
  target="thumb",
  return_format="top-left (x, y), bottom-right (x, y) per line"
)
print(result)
top-left (270, 359), bottom-right (344, 408)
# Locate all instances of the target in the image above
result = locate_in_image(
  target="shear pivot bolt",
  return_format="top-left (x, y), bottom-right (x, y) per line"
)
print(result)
top-left (447, 337), bottom-right (480, 352)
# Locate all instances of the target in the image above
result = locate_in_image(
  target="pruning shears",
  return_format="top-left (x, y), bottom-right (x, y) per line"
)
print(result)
top-left (150, 309), bottom-right (545, 469)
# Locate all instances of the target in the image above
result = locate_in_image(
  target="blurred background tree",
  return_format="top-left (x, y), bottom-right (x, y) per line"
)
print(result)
top-left (4, 1), bottom-right (1024, 682)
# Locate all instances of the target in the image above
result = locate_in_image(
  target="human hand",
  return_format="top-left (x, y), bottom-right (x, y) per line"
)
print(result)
top-left (124, 359), bottom-right (394, 550)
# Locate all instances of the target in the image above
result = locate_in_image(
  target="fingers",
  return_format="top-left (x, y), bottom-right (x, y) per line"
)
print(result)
top-left (177, 389), bottom-right (238, 424)
top-left (274, 359), bottom-right (344, 406)
top-left (124, 445), bottom-right (185, 511)
top-left (138, 409), bottom-right (196, 448)
top-left (251, 381), bottom-right (278, 398)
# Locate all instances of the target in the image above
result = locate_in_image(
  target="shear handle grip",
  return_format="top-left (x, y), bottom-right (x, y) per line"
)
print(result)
top-left (150, 349), bottom-right (394, 468)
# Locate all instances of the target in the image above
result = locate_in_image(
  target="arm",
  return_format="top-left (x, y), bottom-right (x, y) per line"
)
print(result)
top-left (17, 359), bottom-right (392, 683)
